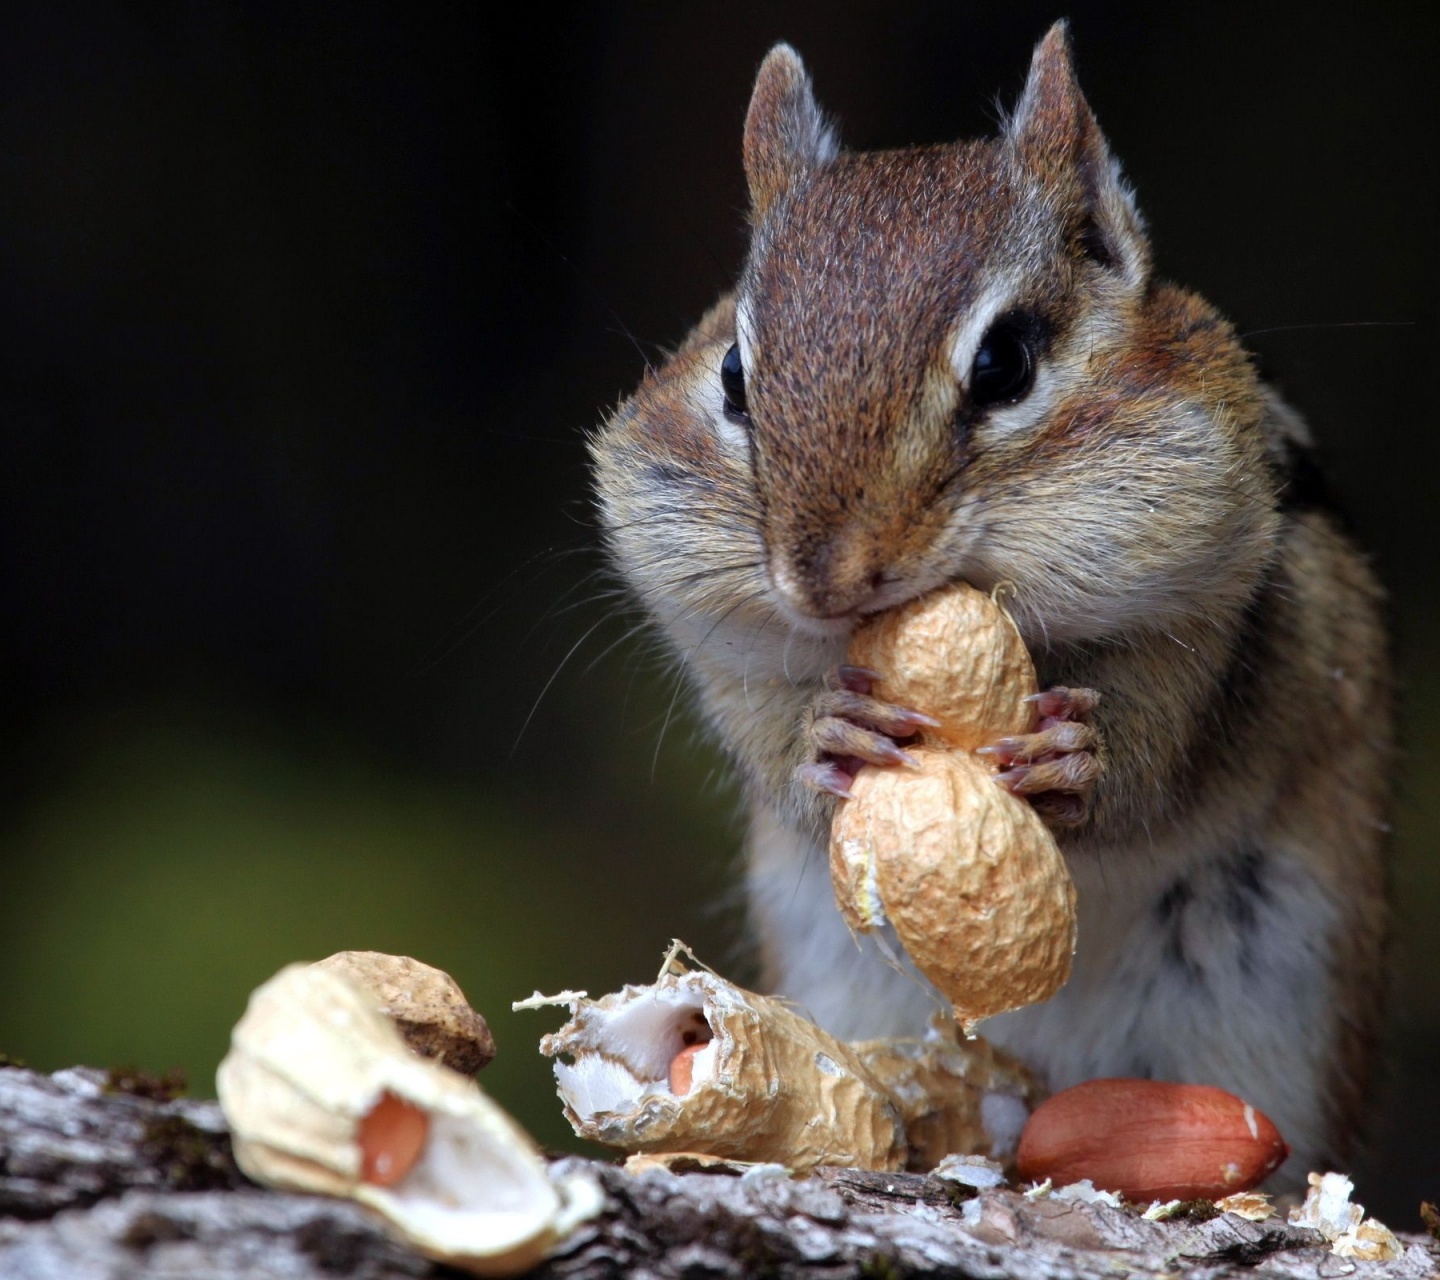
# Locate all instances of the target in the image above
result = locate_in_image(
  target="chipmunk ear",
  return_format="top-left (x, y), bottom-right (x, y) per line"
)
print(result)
top-left (743, 44), bottom-right (839, 221)
top-left (1006, 22), bottom-right (1148, 286)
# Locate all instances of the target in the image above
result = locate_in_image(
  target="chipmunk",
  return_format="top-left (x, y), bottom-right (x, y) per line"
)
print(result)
top-left (589, 24), bottom-right (1390, 1181)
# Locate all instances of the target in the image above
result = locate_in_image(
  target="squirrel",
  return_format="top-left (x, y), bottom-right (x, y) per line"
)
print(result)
top-left (589, 23), bottom-right (1390, 1182)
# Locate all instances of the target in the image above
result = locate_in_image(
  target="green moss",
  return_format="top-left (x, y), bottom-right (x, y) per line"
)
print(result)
top-left (1172, 1198), bottom-right (1222, 1222)
top-left (1420, 1200), bottom-right (1439, 1243)
top-left (105, 1065), bottom-right (188, 1102)
top-left (140, 1113), bottom-right (243, 1192)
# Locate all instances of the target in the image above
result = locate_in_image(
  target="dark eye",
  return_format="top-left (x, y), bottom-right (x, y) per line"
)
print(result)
top-left (720, 343), bottom-right (748, 417)
top-left (970, 319), bottom-right (1035, 407)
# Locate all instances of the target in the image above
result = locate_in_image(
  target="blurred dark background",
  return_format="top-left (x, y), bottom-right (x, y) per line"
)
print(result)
top-left (1, 1), bottom-right (1434, 1222)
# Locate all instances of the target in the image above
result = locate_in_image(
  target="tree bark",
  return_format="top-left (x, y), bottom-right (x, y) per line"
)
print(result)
top-left (2, 1065), bottom-right (1434, 1279)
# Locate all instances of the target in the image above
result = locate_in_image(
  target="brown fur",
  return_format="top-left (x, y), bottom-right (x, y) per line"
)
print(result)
top-left (590, 24), bottom-right (1390, 1181)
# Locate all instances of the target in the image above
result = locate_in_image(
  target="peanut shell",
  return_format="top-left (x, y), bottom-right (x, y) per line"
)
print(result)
top-left (847, 586), bottom-right (1036, 750)
top-left (534, 954), bottom-right (907, 1171)
top-left (529, 944), bottom-right (1038, 1172)
top-left (314, 950), bottom-right (495, 1076)
top-left (831, 749), bottom-right (1076, 1029)
top-left (217, 963), bottom-right (599, 1276)
top-left (851, 1028), bottom-right (1038, 1170)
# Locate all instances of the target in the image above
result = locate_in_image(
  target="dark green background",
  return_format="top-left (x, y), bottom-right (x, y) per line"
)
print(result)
top-left (1, 2), bottom-right (1434, 1222)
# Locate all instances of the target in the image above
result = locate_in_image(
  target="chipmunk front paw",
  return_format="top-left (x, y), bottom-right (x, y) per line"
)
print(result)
top-left (979, 686), bottom-right (1102, 828)
top-left (795, 665), bottom-right (938, 799)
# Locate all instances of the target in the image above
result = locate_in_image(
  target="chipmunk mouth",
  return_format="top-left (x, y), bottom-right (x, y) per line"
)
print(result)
top-left (765, 502), bottom-right (971, 630)
top-left (766, 557), bottom-right (948, 638)
top-left (767, 590), bottom-right (857, 639)
top-left (768, 539), bottom-right (888, 622)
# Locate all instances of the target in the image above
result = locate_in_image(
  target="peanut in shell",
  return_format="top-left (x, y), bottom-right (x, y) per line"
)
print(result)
top-left (846, 585), bottom-right (1036, 750)
top-left (829, 584), bottom-right (1078, 1030)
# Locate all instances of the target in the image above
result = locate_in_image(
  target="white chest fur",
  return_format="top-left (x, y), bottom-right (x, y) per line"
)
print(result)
top-left (747, 801), bottom-right (1337, 1181)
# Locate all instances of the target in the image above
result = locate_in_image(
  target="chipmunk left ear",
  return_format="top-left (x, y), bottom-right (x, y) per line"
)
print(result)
top-left (1006, 22), bottom-right (1148, 286)
top-left (743, 44), bottom-right (839, 222)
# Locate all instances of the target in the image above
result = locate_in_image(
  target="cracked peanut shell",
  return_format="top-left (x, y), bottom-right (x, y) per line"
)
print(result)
top-left (314, 950), bottom-right (496, 1076)
top-left (531, 947), bottom-right (908, 1171)
top-left (528, 945), bottom-right (1038, 1172)
top-left (217, 962), bottom-right (599, 1276)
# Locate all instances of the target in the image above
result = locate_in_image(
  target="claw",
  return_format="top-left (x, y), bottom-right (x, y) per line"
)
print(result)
top-left (812, 709), bottom-right (921, 768)
top-left (871, 739), bottom-right (920, 769)
top-left (975, 684), bottom-right (1102, 826)
top-left (1023, 687), bottom-right (1100, 720)
top-left (995, 765), bottom-right (1029, 793)
top-left (896, 708), bottom-right (943, 730)
top-left (803, 663), bottom-right (939, 803)
top-left (980, 720), bottom-right (1096, 764)
top-left (797, 761), bottom-right (856, 800)
top-left (996, 750), bottom-right (1101, 797)
top-left (812, 689), bottom-right (938, 740)
top-left (828, 664), bottom-right (883, 695)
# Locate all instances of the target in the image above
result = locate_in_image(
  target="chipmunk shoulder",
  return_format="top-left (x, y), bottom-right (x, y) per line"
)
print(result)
top-left (589, 24), bottom-right (1390, 1181)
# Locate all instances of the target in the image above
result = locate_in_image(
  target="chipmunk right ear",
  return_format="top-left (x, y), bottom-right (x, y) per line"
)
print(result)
top-left (743, 45), bottom-right (838, 221)
top-left (1006, 23), bottom-right (1149, 287)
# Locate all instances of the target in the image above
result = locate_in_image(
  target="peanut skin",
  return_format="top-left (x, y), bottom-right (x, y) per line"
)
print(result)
top-left (1015, 1079), bottom-right (1289, 1200)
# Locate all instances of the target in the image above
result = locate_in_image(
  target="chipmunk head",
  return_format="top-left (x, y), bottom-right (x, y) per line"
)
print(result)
top-left (724, 23), bottom-right (1271, 646)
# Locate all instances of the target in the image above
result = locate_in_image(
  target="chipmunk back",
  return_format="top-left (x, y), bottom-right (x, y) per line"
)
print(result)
top-left (590, 25), bottom-right (1390, 1182)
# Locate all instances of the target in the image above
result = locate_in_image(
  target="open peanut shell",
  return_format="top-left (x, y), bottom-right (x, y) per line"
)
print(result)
top-left (218, 962), bottom-right (600, 1277)
top-left (526, 943), bottom-right (1037, 1173)
top-left (526, 944), bottom-right (906, 1171)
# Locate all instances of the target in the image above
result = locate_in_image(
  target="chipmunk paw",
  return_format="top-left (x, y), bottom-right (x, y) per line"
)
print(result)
top-left (981, 685), bottom-right (1102, 829)
top-left (796, 664), bottom-right (938, 797)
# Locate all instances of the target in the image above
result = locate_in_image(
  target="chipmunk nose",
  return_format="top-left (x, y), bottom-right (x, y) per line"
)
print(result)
top-left (770, 526), bottom-right (889, 621)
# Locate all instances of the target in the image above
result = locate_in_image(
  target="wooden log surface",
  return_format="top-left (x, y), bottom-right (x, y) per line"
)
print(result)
top-left (1, 1064), bottom-right (1435, 1279)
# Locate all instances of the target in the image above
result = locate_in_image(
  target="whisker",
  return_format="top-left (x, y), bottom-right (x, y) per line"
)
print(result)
top-left (500, 194), bottom-right (665, 377)
top-left (580, 616), bottom-right (657, 678)
top-left (605, 313), bottom-right (662, 375)
top-left (648, 587), bottom-right (771, 781)
top-left (408, 538), bottom-right (595, 676)
top-left (1240, 320), bottom-right (1415, 340)
top-left (650, 661), bottom-right (694, 785)
top-left (510, 611), bottom-right (618, 755)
